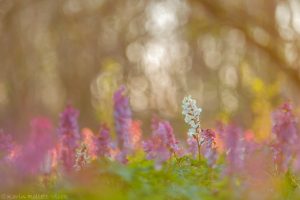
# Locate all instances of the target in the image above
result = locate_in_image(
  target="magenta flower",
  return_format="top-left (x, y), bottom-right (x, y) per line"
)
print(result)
top-left (115, 150), bottom-right (129, 164)
top-left (271, 102), bottom-right (298, 173)
top-left (143, 119), bottom-right (181, 168)
top-left (58, 105), bottom-right (80, 147)
top-left (95, 124), bottom-right (112, 158)
top-left (187, 137), bottom-right (198, 159)
top-left (81, 128), bottom-right (97, 160)
top-left (16, 117), bottom-right (54, 174)
top-left (113, 85), bottom-right (134, 162)
top-left (187, 129), bottom-right (217, 166)
top-left (272, 102), bottom-right (298, 144)
top-left (57, 105), bottom-right (81, 172)
top-left (114, 85), bottom-right (132, 148)
top-left (130, 120), bottom-right (142, 150)
top-left (202, 129), bottom-right (217, 167)
top-left (218, 123), bottom-right (245, 174)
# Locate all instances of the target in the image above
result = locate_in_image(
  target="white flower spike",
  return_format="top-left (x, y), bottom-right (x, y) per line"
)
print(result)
top-left (181, 95), bottom-right (202, 137)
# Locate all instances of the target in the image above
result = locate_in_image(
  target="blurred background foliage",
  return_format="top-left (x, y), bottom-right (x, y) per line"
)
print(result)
top-left (0, 0), bottom-right (300, 139)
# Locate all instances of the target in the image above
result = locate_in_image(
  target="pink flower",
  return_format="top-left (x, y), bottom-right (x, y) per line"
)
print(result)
top-left (81, 128), bottom-right (97, 159)
top-left (217, 123), bottom-right (245, 174)
top-left (113, 86), bottom-right (132, 149)
top-left (143, 119), bottom-right (181, 168)
top-left (58, 105), bottom-right (80, 147)
top-left (114, 86), bottom-right (140, 163)
top-left (271, 102), bottom-right (298, 173)
top-left (16, 117), bottom-right (54, 174)
top-left (202, 129), bottom-right (217, 167)
top-left (115, 150), bottom-right (128, 164)
top-left (272, 102), bottom-right (298, 144)
top-left (57, 105), bottom-right (81, 172)
top-left (130, 120), bottom-right (142, 150)
top-left (187, 129), bottom-right (217, 166)
top-left (187, 137), bottom-right (198, 159)
top-left (151, 117), bottom-right (181, 154)
top-left (95, 124), bottom-right (112, 158)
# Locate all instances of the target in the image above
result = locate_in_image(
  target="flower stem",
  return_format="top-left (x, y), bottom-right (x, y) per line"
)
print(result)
top-left (194, 134), bottom-right (201, 161)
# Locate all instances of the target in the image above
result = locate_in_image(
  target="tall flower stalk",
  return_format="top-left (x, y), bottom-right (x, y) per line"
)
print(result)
top-left (57, 105), bottom-right (81, 172)
top-left (218, 123), bottom-right (245, 174)
top-left (271, 102), bottom-right (298, 173)
top-left (113, 85), bottom-right (134, 163)
top-left (16, 117), bottom-right (54, 174)
top-left (143, 119), bottom-right (181, 169)
top-left (95, 124), bottom-right (112, 158)
top-left (202, 129), bottom-right (217, 167)
top-left (182, 95), bottom-right (203, 160)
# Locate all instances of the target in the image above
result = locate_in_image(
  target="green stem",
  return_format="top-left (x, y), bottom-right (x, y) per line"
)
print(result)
top-left (173, 151), bottom-right (179, 163)
top-left (194, 134), bottom-right (201, 161)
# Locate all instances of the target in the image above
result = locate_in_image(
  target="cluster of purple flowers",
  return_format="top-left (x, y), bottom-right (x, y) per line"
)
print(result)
top-left (57, 105), bottom-right (81, 172)
top-left (143, 119), bottom-right (182, 168)
top-left (186, 129), bottom-right (217, 167)
top-left (217, 123), bottom-right (245, 174)
top-left (182, 96), bottom-right (218, 166)
top-left (113, 85), bottom-right (133, 149)
top-left (113, 85), bottom-right (142, 163)
top-left (201, 129), bottom-right (217, 167)
top-left (94, 124), bottom-right (112, 157)
top-left (1, 88), bottom-right (300, 182)
top-left (11, 117), bottom-right (54, 174)
top-left (271, 102), bottom-right (299, 173)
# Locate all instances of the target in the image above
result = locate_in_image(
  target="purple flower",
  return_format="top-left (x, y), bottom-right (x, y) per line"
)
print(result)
top-left (58, 105), bottom-right (80, 147)
top-left (243, 130), bottom-right (260, 153)
top-left (143, 119), bottom-right (181, 168)
top-left (113, 86), bottom-right (134, 161)
top-left (202, 129), bottom-right (217, 167)
top-left (95, 124), bottom-right (112, 158)
top-left (115, 150), bottom-right (128, 164)
top-left (187, 137), bottom-right (198, 159)
top-left (114, 85), bottom-right (132, 147)
top-left (16, 117), bottom-right (54, 174)
top-left (272, 102), bottom-right (298, 144)
top-left (218, 123), bottom-right (245, 174)
top-left (186, 129), bottom-right (217, 166)
top-left (271, 102), bottom-right (298, 172)
top-left (57, 105), bottom-right (81, 172)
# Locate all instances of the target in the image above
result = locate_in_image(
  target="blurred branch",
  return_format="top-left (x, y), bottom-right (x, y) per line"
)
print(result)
top-left (196, 0), bottom-right (300, 87)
